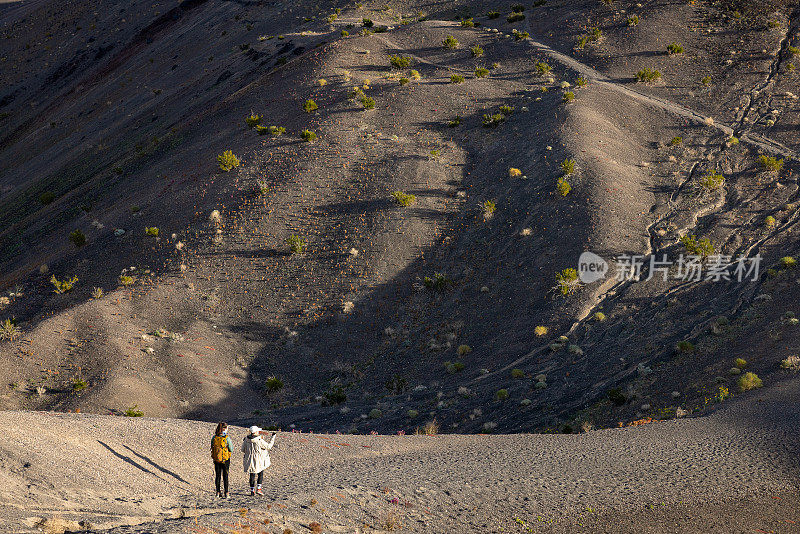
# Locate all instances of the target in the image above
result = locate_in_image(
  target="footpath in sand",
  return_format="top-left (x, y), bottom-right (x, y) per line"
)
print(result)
top-left (1, 376), bottom-right (799, 533)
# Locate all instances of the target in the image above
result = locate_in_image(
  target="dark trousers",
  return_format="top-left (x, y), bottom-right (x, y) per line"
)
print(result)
top-left (249, 470), bottom-right (264, 488)
top-left (214, 460), bottom-right (230, 494)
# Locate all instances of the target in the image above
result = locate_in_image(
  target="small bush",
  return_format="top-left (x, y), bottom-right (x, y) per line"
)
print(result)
top-left (145, 226), bottom-right (159, 237)
top-left (424, 272), bottom-right (451, 291)
top-left (561, 159), bottom-right (576, 175)
top-left (265, 376), bottom-right (284, 393)
top-left (39, 191), bottom-right (56, 205)
top-left (303, 99), bottom-right (318, 113)
top-left (481, 199), bottom-right (496, 219)
top-left (608, 388), bottom-right (626, 406)
top-left (734, 358), bottom-right (747, 369)
top-left (301, 129), bottom-right (317, 142)
top-left (119, 275), bottom-right (135, 286)
top-left (482, 113), bottom-right (506, 128)
top-left (0, 319), bottom-right (22, 342)
top-left (391, 191), bottom-right (415, 206)
top-left (511, 368), bottom-right (525, 379)
top-left (512, 29), bottom-right (529, 40)
top-left (457, 344), bottom-right (472, 356)
top-left (285, 234), bottom-right (306, 254)
top-left (594, 312), bottom-right (606, 322)
top-left (487, 11), bottom-right (500, 19)
top-left (780, 355), bottom-right (800, 371)
top-left (701, 75), bottom-right (712, 86)
top-left (91, 287), bottom-right (103, 299)
top-left (448, 116), bottom-right (462, 127)
top-left (576, 76), bottom-right (587, 87)
top-left (680, 235), bottom-right (714, 258)
top-left (534, 325), bottom-right (548, 336)
top-left (667, 42), bottom-right (684, 55)
top-left (399, 77), bottom-right (410, 85)
top-left (268, 126), bottom-right (286, 136)
top-left (72, 378), bottom-right (88, 392)
top-left (699, 169), bottom-right (724, 192)
top-left (575, 35), bottom-right (589, 50)
top-left (509, 168), bottom-right (523, 178)
top-left (758, 155), bottom-right (784, 173)
top-left (389, 55), bottom-right (412, 69)
top-left (737, 372), bottom-right (762, 391)
top-left (444, 361), bottom-right (465, 374)
top-left (360, 95), bottom-right (376, 109)
top-left (217, 150), bottom-right (240, 171)
top-left (324, 386), bottom-right (347, 404)
top-left (555, 268), bottom-right (579, 295)
top-left (245, 113), bottom-right (261, 127)
top-left (669, 136), bottom-right (683, 146)
top-left (51, 275), bottom-right (78, 294)
top-left (496, 389), bottom-right (509, 401)
top-left (636, 67), bottom-right (661, 84)
top-left (676, 340), bottom-right (694, 353)
top-left (124, 405), bottom-right (144, 417)
top-left (507, 13), bottom-right (525, 23)
top-left (450, 74), bottom-right (465, 84)
top-left (475, 67), bottom-right (489, 78)
top-left (69, 229), bottom-right (87, 247)
top-left (779, 256), bottom-right (797, 269)
top-left (556, 177), bottom-right (571, 196)
top-left (535, 61), bottom-right (552, 76)
top-left (460, 18), bottom-right (475, 27)
top-left (409, 69), bottom-right (421, 80)
top-left (362, 18), bottom-right (373, 27)
top-left (471, 45), bottom-right (484, 57)
top-left (443, 35), bottom-right (459, 49)
top-left (627, 15), bottom-right (639, 26)
top-left (765, 215), bottom-right (777, 228)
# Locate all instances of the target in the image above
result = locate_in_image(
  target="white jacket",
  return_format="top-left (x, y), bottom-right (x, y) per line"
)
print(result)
top-left (241, 433), bottom-right (276, 474)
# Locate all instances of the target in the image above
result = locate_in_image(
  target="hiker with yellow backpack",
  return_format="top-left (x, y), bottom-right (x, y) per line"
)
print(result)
top-left (211, 422), bottom-right (233, 499)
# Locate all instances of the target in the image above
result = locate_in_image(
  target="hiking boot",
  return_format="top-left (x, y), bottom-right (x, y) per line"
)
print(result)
top-left (215, 491), bottom-right (221, 498)
top-left (223, 492), bottom-right (229, 499)
top-left (256, 488), bottom-right (264, 496)
top-left (250, 489), bottom-right (256, 496)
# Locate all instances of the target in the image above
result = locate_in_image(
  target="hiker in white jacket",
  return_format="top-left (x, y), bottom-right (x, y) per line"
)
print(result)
top-left (241, 425), bottom-right (276, 496)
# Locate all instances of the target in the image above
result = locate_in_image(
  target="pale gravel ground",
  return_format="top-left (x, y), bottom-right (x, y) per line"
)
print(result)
top-left (2, 376), bottom-right (799, 533)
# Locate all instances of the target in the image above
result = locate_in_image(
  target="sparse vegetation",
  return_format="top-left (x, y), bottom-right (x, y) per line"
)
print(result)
top-left (556, 177), bottom-right (571, 196)
top-left (360, 95), bottom-right (376, 109)
top-left (512, 29), bottom-right (529, 40)
top-left (123, 405), bottom-right (144, 417)
top-left (758, 155), bottom-right (784, 173)
top-left (496, 389), bottom-right (509, 401)
top-left (50, 275), bottom-right (78, 294)
top-left (779, 256), bottom-right (796, 269)
top-left (389, 55), bottom-right (411, 69)
top-left (561, 159), bottom-right (576, 175)
top-left (39, 191), bottom-right (56, 205)
top-left (391, 191), bottom-right (415, 206)
top-left (676, 340), bottom-right (694, 353)
top-left (303, 99), bottom-right (318, 113)
top-left (119, 275), bottom-right (135, 286)
top-left (669, 136), bottom-right (683, 146)
top-left (562, 91), bottom-right (575, 103)
top-left (460, 18), bottom-right (475, 27)
top-left (0, 319), bottom-right (22, 342)
top-left (636, 68), bottom-right (661, 84)
top-left (145, 226), bottom-right (159, 237)
top-left (555, 268), bottom-right (580, 295)
top-left (608, 388), bottom-right (626, 406)
top-left (535, 61), bottom-right (552, 76)
top-left (285, 234), bottom-right (306, 254)
top-left (301, 129), bottom-right (317, 142)
top-left (667, 42), bottom-right (684, 55)
top-left (217, 150), bottom-right (240, 171)
top-left (737, 372), bottom-right (762, 391)
top-left (265, 376), bottom-right (284, 393)
top-left (245, 113), bottom-right (262, 127)
top-left (483, 113), bottom-right (506, 128)
top-left (362, 18), bottom-right (373, 27)
top-left (444, 361), bottom-right (464, 374)
top-left (487, 11), bottom-right (500, 19)
top-left (680, 235), bottom-right (714, 258)
top-left (780, 355), bottom-right (800, 371)
top-left (448, 116), bottom-right (462, 127)
top-left (443, 35), bottom-right (459, 49)
top-left (424, 272), bottom-right (451, 291)
top-left (450, 74), bottom-right (465, 84)
top-left (534, 325), bottom-right (548, 336)
top-left (511, 368), bottom-right (525, 379)
top-left (507, 12), bottom-right (525, 23)
top-left (72, 378), bottom-right (88, 392)
top-left (91, 287), bottom-right (103, 299)
top-left (471, 45), bottom-right (484, 57)
top-left (627, 15), bottom-right (639, 26)
top-left (69, 229), bottom-right (87, 247)
top-left (698, 169), bottom-right (724, 192)
top-left (481, 199), bottom-right (496, 219)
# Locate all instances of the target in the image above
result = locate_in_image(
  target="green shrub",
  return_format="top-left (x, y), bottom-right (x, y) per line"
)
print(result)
top-left (594, 312), bottom-right (606, 322)
top-left (699, 170), bottom-right (724, 191)
top-left (217, 150), bottom-right (240, 171)
top-left (245, 113), bottom-right (261, 127)
top-left (268, 125), bottom-right (286, 136)
top-left (265, 376), bottom-right (284, 393)
top-left (481, 199), bottom-right (496, 218)
top-left (511, 368), bottom-right (525, 379)
top-left (443, 35), bottom-right (459, 49)
top-left (487, 11), bottom-right (500, 19)
top-left (389, 55), bottom-right (412, 69)
top-left (556, 177), bottom-right (571, 196)
top-left (507, 12), bottom-right (525, 23)
top-left (701, 75), bottom-right (712, 86)
top-left (555, 268), bottom-right (579, 295)
top-left (69, 229), bottom-right (87, 247)
top-left (450, 74), bottom-right (465, 84)
top-left (471, 45), bottom-right (484, 57)
top-left (51, 275), bottom-right (78, 294)
top-left (448, 116), bottom-right (462, 127)
top-left (145, 226), bottom-right (159, 237)
top-left (391, 191), bottom-right (415, 206)
top-left (496, 389), bottom-right (509, 401)
top-left (499, 105), bottom-right (514, 116)
top-left (779, 256), bottom-right (797, 269)
top-left (399, 77), bottom-right (410, 85)
top-left (301, 129), bottom-right (317, 142)
top-left (667, 42), bottom-right (684, 55)
top-left (636, 67), bottom-right (661, 83)
top-left (72, 378), bottom-right (88, 392)
top-left (589, 27), bottom-right (602, 41)
top-left (482, 113), bottom-right (506, 127)
top-left (535, 61), bottom-right (552, 76)
top-left (475, 67), bottom-right (489, 78)
top-left (680, 235), bottom-right (714, 258)
top-left (286, 234), bottom-right (306, 253)
top-left (324, 386), bottom-right (347, 404)
top-left (676, 340), bottom-right (694, 353)
top-left (362, 18), bottom-right (373, 27)
top-left (303, 99), bottom-right (318, 113)
top-left (562, 91), bottom-right (575, 103)
top-left (341, 29), bottom-right (349, 37)
top-left (0, 319), bottom-right (22, 342)
top-left (575, 35), bottom-right (589, 50)
top-left (789, 46), bottom-right (800, 56)
top-left (123, 405), bottom-right (144, 417)
top-left (758, 155), bottom-right (784, 173)
top-left (734, 358), bottom-right (747, 369)
top-left (627, 15), bottom-right (639, 26)
top-left (576, 76), bottom-right (587, 87)
top-left (765, 215), bottom-right (777, 228)
top-left (119, 275), bottom-right (135, 286)
top-left (669, 136), bottom-right (683, 146)
top-left (512, 29), bottom-right (529, 40)
top-left (409, 69), bottom-right (421, 80)
top-left (444, 361), bottom-right (465, 373)
top-left (424, 272), bottom-right (451, 291)
top-left (737, 372), bottom-right (762, 391)
top-left (460, 18), bottom-right (475, 27)
top-left (608, 388), bottom-right (626, 406)
top-left (39, 191), bottom-right (56, 205)
top-left (360, 95), bottom-right (376, 109)
top-left (561, 159), bottom-right (576, 175)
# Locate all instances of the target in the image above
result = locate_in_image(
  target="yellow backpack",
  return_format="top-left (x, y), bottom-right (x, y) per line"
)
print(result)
top-left (212, 435), bottom-right (230, 462)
